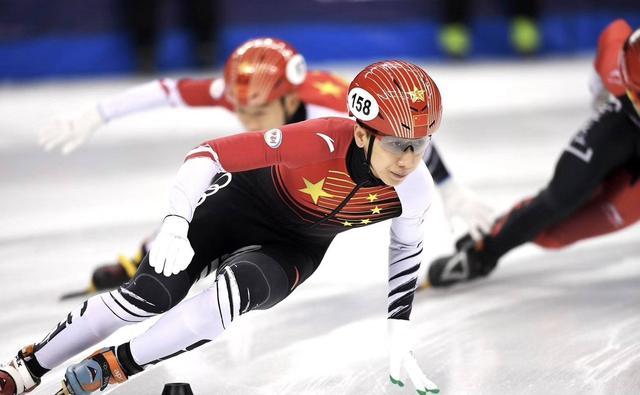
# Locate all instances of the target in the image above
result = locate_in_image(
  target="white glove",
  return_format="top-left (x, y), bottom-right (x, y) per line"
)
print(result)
top-left (389, 319), bottom-right (439, 394)
top-left (149, 215), bottom-right (195, 277)
top-left (438, 179), bottom-right (494, 241)
top-left (38, 106), bottom-right (104, 154)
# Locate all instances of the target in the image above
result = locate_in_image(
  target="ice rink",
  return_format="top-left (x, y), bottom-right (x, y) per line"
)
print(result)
top-left (1, 58), bottom-right (639, 394)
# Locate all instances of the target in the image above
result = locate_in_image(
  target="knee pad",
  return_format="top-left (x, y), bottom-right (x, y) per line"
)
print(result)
top-left (121, 271), bottom-right (191, 314)
top-left (220, 250), bottom-right (290, 313)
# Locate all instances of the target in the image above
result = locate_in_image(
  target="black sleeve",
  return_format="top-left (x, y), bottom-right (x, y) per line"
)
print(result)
top-left (424, 143), bottom-right (451, 185)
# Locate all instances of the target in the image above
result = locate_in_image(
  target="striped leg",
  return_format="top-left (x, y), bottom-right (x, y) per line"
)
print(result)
top-left (127, 268), bottom-right (241, 368)
top-left (30, 290), bottom-right (158, 374)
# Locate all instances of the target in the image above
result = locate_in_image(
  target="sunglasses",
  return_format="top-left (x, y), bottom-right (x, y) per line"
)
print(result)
top-left (373, 133), bottom-right (431, 155)
top-left (358, 122), bottom-right (431, 155)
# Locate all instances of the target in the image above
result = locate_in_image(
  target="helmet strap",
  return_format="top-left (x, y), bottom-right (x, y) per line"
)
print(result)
top-left (280, 97), bottom-right (288, 119)
top-left (365, 133), bottom-right (376, 178)
top-left (282, 97), bottom-right (306, 124)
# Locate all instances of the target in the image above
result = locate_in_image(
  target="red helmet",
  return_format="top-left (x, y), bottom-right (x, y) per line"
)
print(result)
top-left (222, 38), bottom-right (307, 107)
top-left (620, 28), bottom-right (640, 92)
top-left (621, 28), bottom-right (640, 92)
top-left (348, 60), bottom-right (442, 139)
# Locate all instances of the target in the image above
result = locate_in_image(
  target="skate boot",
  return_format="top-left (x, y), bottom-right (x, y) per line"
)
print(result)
top-left (427, 234), bottom-right (497, 287)
top-left (0, 345), bottom-right (41, 395)
top-left (57, 347), bottom-right (128, 395)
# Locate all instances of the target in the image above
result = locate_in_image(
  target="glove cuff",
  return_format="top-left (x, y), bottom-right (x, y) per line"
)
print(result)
top-left (162, 214), bottom-right (190, 235)
top-left (81, 105), bottom-right (106, 129)
top-left (388, 318), bottom-right (413, 347)
top-left (388, 318), bottom-right (411, 331)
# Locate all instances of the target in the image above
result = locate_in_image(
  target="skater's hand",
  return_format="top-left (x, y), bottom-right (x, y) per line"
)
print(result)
top-left (38, 106), bottom-right (104, 154)
top-left (438, 179), bottom-right (494, 241)
top-left (149, 215), bottom-right (194, 277)
top-left (388, 319), bottom-right (439, 394)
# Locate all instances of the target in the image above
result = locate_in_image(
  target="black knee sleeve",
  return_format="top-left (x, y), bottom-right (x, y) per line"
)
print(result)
top-left (221, 250), bottom-right (291, 313)
top-left (120, 256), bottom-right (193, 314)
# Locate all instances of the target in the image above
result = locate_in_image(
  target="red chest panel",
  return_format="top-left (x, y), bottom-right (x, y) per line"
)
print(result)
top-left (273, 160), bottom-right (401, 228)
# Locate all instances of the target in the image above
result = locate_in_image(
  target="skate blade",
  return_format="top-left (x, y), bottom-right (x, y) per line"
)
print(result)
top-left (59, 283), bottom-right (96, 301)
top-left (54, 379), bottom-right (73, 395)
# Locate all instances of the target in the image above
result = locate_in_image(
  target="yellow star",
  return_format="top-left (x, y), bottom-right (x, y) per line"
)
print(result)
top-left (367, 193), bottom-right (378, 203)
top-left (313, 81), bottom-right (344, 98)
top-left (371, 206), bottom-right (381, 214)
top-left (408, 86), bottom-right (425, 103)
top-left (299, 178), bottom-right (334, 205)
top-left (238, 62), bottom-right (255, 74)
top-left (360, 218), bottom-right (371, 225)
top-left (343, 220), bottom-right (353, 227)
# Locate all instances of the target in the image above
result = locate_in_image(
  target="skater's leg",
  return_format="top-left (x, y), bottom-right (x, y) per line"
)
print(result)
top-left (0, 287), bottom-right (157, 395)
top-left (61, 244), bottom-right (324, 393)
top-left (482, 108), bottom-right (640, 262)
top-left (0, 249), bottom-right (203, 395)
top-left (40, 251), bottom-right (201, 366)
top-left (428, 106), bottom-right (640, 286)
top-left (128, 244), bottom-right (321, 368)
top-left (535, 169), bottom-right (640, 247)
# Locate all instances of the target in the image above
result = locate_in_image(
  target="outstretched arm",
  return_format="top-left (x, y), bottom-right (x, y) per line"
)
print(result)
top-left (387, 165), bottom-right (439, 394)
top-left (38, 78), bottom-right (232, 154)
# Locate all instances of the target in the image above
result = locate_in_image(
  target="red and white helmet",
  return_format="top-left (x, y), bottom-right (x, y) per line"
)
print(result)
top-left (348, 60), bottom-right (442, 139)
top-left (222, 38), bottom-right (307, 107)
